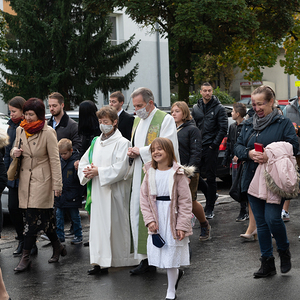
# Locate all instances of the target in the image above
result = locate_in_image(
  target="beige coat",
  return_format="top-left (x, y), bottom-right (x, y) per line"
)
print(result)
top-left (12, 123), bottom-right (62, 209)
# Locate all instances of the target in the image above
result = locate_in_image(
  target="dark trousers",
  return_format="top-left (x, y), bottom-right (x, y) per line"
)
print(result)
top-left (198, 146), bottom-right (218, 212)
top-left (8, 187), bottom-right (24, 241)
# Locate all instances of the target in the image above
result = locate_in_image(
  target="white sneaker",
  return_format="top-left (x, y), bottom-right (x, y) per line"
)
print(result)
top-left (281, 209), bottom-right (290, 222)
top-left (40, 234), bottom-right (50, 241)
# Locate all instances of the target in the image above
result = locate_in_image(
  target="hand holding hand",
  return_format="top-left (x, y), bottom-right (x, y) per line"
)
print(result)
top-left (127, 147), bottom-right (139, 158)
top-left (54, 190), bottom-right (62, 197)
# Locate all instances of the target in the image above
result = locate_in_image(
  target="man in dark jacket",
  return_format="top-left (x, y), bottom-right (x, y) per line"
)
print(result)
top-left (109, 91), bottom-right (134, 140)
top-left (192, 82), bottom-right (228, 219)
top-left (47, 92), bottom-right (81, 240)
top-left (48, 92), bottom-right (81, 151)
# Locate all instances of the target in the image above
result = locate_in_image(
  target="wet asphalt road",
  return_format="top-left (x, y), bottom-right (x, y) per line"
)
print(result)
top-left (1, 181), bottom-right (300, 300)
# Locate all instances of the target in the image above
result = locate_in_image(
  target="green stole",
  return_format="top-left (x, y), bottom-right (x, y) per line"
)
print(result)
top-left (84, 136), bottom-right (98, 214)
top-left (131, 109), bottom-right (167, 254)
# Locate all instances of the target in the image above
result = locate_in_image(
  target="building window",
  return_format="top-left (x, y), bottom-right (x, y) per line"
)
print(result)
top-left (109, 16), bottom-right (118, 45)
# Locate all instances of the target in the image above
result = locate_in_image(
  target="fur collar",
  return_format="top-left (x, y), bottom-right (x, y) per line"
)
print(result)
top-left (143, 161), bottom-right (195, 196)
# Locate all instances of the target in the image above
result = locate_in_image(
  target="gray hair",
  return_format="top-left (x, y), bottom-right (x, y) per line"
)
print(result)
top-left (130, 87), bottom-right (154, 104)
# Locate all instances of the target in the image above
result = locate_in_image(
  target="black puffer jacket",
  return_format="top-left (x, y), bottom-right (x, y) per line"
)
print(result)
top-left (54, 152), bottom-right (84, 209)
top-left (192, 95), bottom-right (228, 149)
top-left (177, 119), bottom-right (202, 172)
top-left (222, 121), bottom-right (244, 167)
top-left (48, 112), bottom-right (81, 151)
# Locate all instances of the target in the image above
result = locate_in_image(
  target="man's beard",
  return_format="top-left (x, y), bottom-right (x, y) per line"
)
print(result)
top-left (51, 109), bottom-right (62, 117)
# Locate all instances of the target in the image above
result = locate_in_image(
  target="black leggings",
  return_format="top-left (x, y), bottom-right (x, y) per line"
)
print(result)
top-left (23, 208), bottom-right (58, 251)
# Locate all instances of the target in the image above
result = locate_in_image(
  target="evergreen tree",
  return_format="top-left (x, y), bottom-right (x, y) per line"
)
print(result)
top-left (1, 0), bottom-right (139, 107)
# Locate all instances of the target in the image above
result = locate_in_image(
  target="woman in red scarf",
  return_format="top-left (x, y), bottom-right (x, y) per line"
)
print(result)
top-left (12, 98), bottom-right (66, 272)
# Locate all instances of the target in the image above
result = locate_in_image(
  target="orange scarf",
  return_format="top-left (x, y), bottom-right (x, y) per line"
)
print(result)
top-left (20, 119), bottom-right (45, 138)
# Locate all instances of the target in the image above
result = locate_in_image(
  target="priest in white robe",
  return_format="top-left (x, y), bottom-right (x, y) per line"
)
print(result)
top-left (128, 87), bottom-right (179, 275)
top-left (78, 106), bottom-right (139, 275)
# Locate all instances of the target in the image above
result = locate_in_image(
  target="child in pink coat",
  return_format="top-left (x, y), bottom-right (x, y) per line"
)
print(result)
top-left (140, 137), bottom-right (193, 300)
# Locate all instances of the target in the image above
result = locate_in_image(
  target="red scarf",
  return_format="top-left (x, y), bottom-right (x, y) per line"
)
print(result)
top-left (11, 117), bottom-right (23, 124)
top-left (20, 119), bottom-right (45, 136)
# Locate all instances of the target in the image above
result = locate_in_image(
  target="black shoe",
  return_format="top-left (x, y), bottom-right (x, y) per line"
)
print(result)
top-left (253, 256), bottom-right (276, 278)
top-left (278, 248), bottom-right (291, 273)
top-left (30, 244), bottom-right (38, 256)
top-left (129, 259), bottom-right (156, 275)
top-left (236, 212), bottom-right (249, 222)
top-left (87, 265), bottom-right (108, 275)
top-left (83, 241), bottom-right (89, 247)
top-left (175, 269), bottom-right (184, 290)
top-left (13, 240), bottom-right (24, 256)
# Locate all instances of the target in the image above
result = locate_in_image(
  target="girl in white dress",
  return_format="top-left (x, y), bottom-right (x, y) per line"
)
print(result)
top-left (140, 137), bottom-right (193, 300)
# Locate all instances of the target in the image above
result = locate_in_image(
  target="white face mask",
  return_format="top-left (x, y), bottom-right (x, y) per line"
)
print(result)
top-left (135, 103), bottom-right (150, 120)
top-left (100, 124), bottom-right (114, 134)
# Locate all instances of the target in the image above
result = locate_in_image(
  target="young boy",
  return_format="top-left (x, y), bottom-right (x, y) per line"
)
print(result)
top-left (222, 103), bottom-right (247, 221)
top-left (56, 138), bottom-right (83, 244)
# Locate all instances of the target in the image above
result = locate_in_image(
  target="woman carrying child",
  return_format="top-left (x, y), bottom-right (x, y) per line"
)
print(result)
top-left (140, 137), bottom-right (193, 300)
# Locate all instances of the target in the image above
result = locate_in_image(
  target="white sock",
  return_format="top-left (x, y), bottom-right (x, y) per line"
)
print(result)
top-left (166, 268), bottom-right (178, 299)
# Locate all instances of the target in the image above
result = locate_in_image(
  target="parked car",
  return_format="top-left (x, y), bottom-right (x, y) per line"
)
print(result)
top-left (238, 97), bottom-right (252, 106)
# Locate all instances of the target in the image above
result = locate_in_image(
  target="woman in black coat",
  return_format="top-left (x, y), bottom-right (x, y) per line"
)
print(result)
top-left (171, 101), bottom-right (211, 241)
top-left (4, 96), bottom-right (27, 256)
top-left (74, 100), bottom-right (100, 247)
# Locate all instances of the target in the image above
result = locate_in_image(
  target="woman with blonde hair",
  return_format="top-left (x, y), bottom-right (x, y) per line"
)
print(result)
top-left (171, 101), bottom-right (211, 241)
top-left (235, 85), bottom-right (298, 278)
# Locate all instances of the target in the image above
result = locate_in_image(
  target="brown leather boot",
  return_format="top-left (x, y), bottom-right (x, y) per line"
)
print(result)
top-left (14, 249), bottom-right (31, 272)
top-left (48, 239), bottom-right (67, 263)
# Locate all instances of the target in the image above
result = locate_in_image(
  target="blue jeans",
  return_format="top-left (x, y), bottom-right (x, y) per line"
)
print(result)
top-left (248, 194), bottom-right (289, 257)
top-left (56, 207), bottom-right (82, 240)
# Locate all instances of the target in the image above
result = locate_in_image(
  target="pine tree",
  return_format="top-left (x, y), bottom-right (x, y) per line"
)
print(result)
top-left (0, 0), bottom-right (139, 107)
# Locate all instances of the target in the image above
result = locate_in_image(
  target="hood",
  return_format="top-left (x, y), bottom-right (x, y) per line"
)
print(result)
top-left (180, 119), bottom-right (196, 128)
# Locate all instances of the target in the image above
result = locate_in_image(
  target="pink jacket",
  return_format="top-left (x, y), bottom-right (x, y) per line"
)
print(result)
top-left (248, 141), bottom-right (299, 204)
top-left (140, 161), bottom-right (193, 239)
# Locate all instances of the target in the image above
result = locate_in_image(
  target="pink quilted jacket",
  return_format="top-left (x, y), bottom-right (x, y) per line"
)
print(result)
top-left (140, 161), bottom-right (193, 239)
top-left (248, 141), bottom-right (299, 204)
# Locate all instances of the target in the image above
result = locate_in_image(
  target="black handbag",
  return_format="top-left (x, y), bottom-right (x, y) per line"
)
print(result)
top-left (229, 162), bottom-right (247, 203)
top-left (152, 233), bottom-right (165, 248)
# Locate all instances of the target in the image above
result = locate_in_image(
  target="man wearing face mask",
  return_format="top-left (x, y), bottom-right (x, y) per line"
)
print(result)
top-left (128, 87), bottom-right (179, 275)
